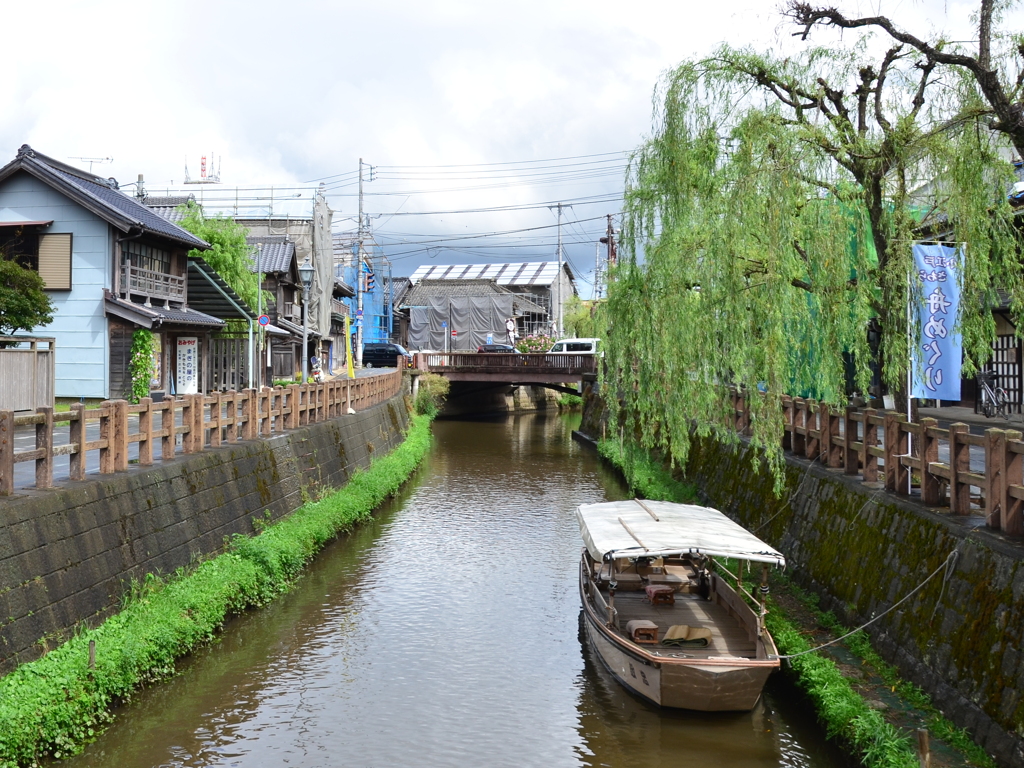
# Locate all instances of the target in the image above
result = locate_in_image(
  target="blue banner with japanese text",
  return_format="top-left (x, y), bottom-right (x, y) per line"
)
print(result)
top-left (911, 243), bottom-right (963, 400)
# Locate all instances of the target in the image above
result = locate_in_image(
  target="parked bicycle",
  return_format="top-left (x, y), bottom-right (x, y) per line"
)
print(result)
top-left (977, 371), bottom-right (1008, 418)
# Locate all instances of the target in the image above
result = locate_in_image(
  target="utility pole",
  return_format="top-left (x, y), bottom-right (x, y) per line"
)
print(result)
top-left (594, 242), bottom-right (602, 300)
top-left (356, 158), bottom-right (365, 367)
top-left (555, 202), bottom-right (563, 337)
top-left (599, 214), bottom-right (617, 298)
top-left (602, 214), bottom-right (610, 270)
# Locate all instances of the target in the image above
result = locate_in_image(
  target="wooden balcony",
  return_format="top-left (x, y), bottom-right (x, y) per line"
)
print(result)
top-left (121, 264), bottom-right (186, 305)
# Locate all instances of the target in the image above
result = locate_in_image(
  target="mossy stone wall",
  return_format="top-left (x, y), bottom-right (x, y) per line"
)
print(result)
top-left (0, 397), bottom-right (410, 674)
top-left (681, 435), bottom-right (1024, 768)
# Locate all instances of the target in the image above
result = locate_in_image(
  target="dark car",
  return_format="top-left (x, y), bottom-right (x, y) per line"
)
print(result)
top-left (362, 343), bottom-right (412, 368)
top-left (477, 343), bottom-right (516, 353)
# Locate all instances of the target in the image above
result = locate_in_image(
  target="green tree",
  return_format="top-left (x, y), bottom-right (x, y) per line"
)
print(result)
top-left (563, 296), bottom-right (605, 339)
top-left (606, 2), bottom-right (1023, 484)
top-left (0, 256), bottom-right (54, 336)
top-left (178, 203), bottom-right (260, 312)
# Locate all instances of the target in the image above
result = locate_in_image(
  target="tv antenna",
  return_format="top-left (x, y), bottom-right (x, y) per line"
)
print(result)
top-left (184, 153), bottom-right (221, 184)
top-left (69, 156), bottom-right (113, 172)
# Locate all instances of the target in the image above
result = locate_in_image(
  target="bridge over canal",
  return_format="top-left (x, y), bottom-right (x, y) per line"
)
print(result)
top-left (412, 352), bottom-right (596, 395)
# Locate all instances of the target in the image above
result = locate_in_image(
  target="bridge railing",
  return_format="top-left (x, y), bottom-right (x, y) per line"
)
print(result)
top-left (0, 370), bottom-right (404, 496)
top-left (416, 352), bottom-right (597, 372)
top-left (728, 390), bottom-right (1022, 536)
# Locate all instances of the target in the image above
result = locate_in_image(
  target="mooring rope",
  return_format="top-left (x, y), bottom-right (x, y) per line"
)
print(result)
top-left (777, 545), bottom-right (964, 660)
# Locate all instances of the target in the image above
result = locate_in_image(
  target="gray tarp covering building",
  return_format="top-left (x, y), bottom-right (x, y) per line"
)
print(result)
top-left (408, 295), bottom-right (514, 350)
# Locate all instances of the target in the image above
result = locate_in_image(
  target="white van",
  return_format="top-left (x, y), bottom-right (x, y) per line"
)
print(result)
top-left (548, 338), bottom-right (600, 354)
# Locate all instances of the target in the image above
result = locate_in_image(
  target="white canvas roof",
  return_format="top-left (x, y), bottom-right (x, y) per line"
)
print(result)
top-left (577, 500), bottom-right (786, 566)
top-left (409, 261), bottom-right (569, 287)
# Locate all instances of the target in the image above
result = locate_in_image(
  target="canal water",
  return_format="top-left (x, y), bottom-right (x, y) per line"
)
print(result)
top-left (64, 413), bottom-right (844, 768)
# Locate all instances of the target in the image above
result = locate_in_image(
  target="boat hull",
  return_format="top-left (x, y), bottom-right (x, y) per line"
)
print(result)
top-left (580, 564), bottom-right (776, 711)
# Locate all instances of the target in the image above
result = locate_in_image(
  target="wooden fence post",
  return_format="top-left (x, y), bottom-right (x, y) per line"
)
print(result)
top-left (792, 398), bottom-right (806, 456)
top-left (99, 401), bottom-right (115, 471)
top-left (782, 396), bottom-right (793, 451)
top-left (805, 400), bottom-right (819, 459)
top-left (138, 398), bottom-right (153, 465)
top-left (824, 404), bottom-right (841, 468)
top-left (69, 403), bottom-right (86, 480)
top-left (258, 388), bottom-right (270, 436)
top-left (919, 417), bottom-right (940, 506)
top-left (180, 396), bottom-right (194, 454)
top-left (210, 391), bottom-right (222, 447)
top-left (948, 422), bottom-right (971, 515)
top-left (241, 389), bottom-right (257, 441)
top-left (1003, 430), bottom-right (1023, 536)
top-left (34, 405), bottom-right (54, 488)
top-left (844, 407), bottom-right (858, 475)
top-left (861, 408), bottom-right (878, 482)
top-left (0, 410), bottom-right (14, 495)
top-left (225, 391), bottom-right (238, 443)
top-left (113, 400), bottom-right (129, 472)
top-left (986, 428), bottom-right (1007, 530)
top-left (160, 400), bottom-right (175, 461)
top-left (884, 410), bottom-right (906, 493)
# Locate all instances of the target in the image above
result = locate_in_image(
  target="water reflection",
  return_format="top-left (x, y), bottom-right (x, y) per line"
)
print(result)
top-left (60, 413), bottom-right (840, 768)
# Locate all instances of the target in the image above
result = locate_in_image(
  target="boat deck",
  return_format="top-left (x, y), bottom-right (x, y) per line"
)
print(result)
top-left (607, 591), bottom-right (758, 659)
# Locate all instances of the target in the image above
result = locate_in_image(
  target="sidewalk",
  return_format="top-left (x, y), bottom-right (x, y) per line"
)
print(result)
top-left (917, 405), bottom-right (1024, 433)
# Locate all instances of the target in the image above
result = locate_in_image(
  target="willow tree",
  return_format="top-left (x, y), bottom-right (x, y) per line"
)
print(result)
top-left (605, 2), bottom-right (1024, 485)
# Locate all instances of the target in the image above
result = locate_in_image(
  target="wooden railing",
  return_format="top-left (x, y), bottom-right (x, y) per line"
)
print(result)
top-left (727, 391), bottom-right (1023, 537)
top-left (121, 264), bottom-right (186, 303)
top-left (0, 370), bottom-right (403, 496)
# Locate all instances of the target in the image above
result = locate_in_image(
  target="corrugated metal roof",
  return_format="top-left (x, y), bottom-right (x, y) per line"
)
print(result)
top-left (409, 261), bottom-right (568, 287)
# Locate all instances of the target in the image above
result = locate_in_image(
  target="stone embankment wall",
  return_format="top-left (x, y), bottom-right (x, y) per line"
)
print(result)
top-left (0, 397), bottom-right (410, 674)
top-left (579, 390), bottom-right (1023, 768)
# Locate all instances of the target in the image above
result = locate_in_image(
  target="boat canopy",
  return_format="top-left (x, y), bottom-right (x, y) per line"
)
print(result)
top-left (577, 500), bottom-right (786, 567)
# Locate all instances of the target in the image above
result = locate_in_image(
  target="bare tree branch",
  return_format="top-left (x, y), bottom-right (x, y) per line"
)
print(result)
top-left (785, 1), bottom-right (1024, 157)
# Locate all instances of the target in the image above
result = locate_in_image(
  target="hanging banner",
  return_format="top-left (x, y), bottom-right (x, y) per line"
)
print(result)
top-left (910, 243), bottom-right (963, 400)
top-left (344, 315), bottom-right (355, 379)
top-left (176, 337), bottom-right (199, 395)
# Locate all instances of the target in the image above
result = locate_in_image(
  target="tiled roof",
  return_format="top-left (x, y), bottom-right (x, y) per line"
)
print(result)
top-left (403, 279), bottom-right (547, 314)
top-left (0, 146), bottom-right (208, 250)
top-left (104, 292), bottom-right (225, 329)
top-left (145, 195), bottom-right (194, 207)
top-left (246, 235), bottom-right (295, 273)
top-left (408, 261), bottom-right (574, 287)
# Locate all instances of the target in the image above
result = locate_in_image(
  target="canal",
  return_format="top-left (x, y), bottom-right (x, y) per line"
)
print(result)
top-left (64, 412), bottom-right (844, 768)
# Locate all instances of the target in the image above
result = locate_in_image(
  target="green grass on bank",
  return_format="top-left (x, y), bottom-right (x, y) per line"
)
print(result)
top-left (594, 436), bottom-right (990, 768)
top-left (557, 393), bottom-right (583, 409)
top-left (596, 437), bottom-right (698, 503)
top-left (0, 413), bottom-right (434, 768)
top-left (783, 581), bottom-right (996, 768)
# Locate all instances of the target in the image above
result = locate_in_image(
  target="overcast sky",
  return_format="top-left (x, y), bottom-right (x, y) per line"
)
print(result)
top-left (2, 1), bottom-right (1016, 293)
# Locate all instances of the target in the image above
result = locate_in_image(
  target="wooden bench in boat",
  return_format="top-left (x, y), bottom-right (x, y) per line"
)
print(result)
top-left (593, 561), bottom-right (698, 593)
top-left (610, 591), bottom-right (758, 658)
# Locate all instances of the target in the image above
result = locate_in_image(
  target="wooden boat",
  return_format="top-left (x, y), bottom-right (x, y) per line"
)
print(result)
top-left (577, 499), bottom-right (786, 711)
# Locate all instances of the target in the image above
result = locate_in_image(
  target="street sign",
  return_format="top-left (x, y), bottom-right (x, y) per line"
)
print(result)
top-left (356, 309), bottom-right (363, 318)
top-left (451, 329), bottom-right (457, 338)
top-left (441, 321), bottom-right (447, 328)
top-left (258, 315), bottom-right (270, 326)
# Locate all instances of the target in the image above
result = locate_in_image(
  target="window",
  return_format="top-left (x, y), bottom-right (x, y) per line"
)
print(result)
top-left (38, 234), bottom-right (72, 290)
top-left (0, 228), bottom-right (72, 290)
top-left (123, 240), bottom-right (170, 274)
